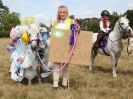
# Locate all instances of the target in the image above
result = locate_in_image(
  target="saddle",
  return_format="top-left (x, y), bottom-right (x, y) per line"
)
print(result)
top-left (98, 33), bottom-right (109, 49)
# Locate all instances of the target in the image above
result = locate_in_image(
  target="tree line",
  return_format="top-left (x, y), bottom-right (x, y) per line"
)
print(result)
top-left (0, 0), bottom-right (133, 37)
top-left (77, 11), bottom-right (133, 33)
top-left (0, 0), bottom-right (20, 37)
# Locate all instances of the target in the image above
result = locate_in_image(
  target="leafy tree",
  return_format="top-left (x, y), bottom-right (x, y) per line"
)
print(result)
top-left (0, 0), bottom-right (20, 37)
top-left (1, 13), bottom-right (20, 31)
top-left (125, 10), bottom-right (133, 27)
top-left (0, 0), bottom-right (9, 12)
top-left (88, 18), bottom-right (100, 32)
top-left (109, 11), bottom-right (120, 28)
top-left (77, 18), bottom-right (100, 32)
top-left (77, 12), bottom-right (120, 32)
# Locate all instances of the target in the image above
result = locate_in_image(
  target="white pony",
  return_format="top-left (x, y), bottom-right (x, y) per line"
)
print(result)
top-left (15, 24), bottom-right (40, 49)
top-left (10, 38), bottom-right (38, 84)
top-left (19, 24), bottom-right (51, 84)
top-left (10, 24), bottom-right (41, 85)
top-left (90, 16), bottom-right (133, 77)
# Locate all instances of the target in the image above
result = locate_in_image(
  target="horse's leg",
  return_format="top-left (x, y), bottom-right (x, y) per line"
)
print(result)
top-left (90, 48), bottom-right (98, 71)
top-left (28, 79), bottom-right (32, 86)
top-left (18, 82), bottom-right (22, 87)
top-left (111, 53), bottom-right (120, 77)
top-left (37, 63), bottom-right (41, 84)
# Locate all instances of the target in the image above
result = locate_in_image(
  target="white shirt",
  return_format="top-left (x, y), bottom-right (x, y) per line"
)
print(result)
top-left (56, 19), bottom-right (67, 29)
top-left (99, 21), bottom-right (110, 33)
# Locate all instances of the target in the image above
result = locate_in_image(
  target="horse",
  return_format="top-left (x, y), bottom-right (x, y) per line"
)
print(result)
top-left (24, 24), bottom-right (52, 84)
top-left (90, 16), bottom-right (133, 77)
top-left (9, 24), bottom-right (40, 85)
top-left (10, 38), bottom-right (38, 85)
top-left (9, 24), bottom-right (51, 85)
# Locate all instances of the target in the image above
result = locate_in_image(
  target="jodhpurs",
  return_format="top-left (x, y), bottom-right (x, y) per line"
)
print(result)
top-left (53, 63), bottom-right (68, 87)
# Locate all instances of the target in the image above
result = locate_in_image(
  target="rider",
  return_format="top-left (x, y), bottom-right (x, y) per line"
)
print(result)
top-left (93, 10), bottom-right (111, 51)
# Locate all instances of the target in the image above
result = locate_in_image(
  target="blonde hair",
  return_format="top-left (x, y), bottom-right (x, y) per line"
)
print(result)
top-left (57, 5), bottom-right (69, 22)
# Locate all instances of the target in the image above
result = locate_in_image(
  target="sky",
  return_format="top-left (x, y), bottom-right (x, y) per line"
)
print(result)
top-left (2, 0), bottom-right (133, 25)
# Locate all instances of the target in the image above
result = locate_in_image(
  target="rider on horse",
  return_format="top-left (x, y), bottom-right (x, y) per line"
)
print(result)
top-left (93, 10), bottom-right (112, 51)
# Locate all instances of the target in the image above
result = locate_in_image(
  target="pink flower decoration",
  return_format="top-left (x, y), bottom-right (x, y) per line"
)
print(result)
top-left (10, 27), bottom-right (18, 39)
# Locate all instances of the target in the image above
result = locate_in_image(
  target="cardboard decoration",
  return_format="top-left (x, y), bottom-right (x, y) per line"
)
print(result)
top-left (48, 29), bottom-right (93, 66)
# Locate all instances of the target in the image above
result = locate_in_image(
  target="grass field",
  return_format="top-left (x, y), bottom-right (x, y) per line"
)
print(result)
top-left (0, 38), bottom-right (133, 99)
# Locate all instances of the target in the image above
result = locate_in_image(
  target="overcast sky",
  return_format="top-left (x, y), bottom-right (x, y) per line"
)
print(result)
top-left (3, 0), bottom-right (133, 19)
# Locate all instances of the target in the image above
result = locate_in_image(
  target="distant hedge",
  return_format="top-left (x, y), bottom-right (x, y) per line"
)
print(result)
top-left (0, 31), bottom-right (10, 37)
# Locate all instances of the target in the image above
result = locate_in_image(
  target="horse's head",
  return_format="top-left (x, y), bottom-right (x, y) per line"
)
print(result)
top-left (27, 24), bottom-right (40, 51)
top-left (127, 36), bottom-right (133, 55)
top-left (118, 16), bottom-right (133, 55)
top-left (118, 15), bottom-right (133, 36)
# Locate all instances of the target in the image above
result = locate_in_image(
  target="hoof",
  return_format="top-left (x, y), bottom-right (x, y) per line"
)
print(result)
top-left (89, 66), bottom-right (92, 71)
top-left (28, 83), bottom-right (31, 87)
top-left (113, 74), bottom-right (117, 78)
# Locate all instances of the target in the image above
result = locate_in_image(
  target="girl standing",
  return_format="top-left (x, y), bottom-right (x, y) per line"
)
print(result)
top-left (52, 5), bottom-right (76, 89)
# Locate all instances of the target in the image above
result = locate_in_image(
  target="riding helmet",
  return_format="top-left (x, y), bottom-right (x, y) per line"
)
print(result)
top-left (101, 10), bottom-right (110, 16)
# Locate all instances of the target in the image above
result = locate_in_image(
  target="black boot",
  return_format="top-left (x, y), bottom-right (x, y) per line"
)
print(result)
top-left (93, 42), bottom-right (98, 52)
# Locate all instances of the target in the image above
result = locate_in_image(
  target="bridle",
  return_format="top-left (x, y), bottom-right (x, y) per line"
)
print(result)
top-left (109, 19), bottom-right (131, 43)
top-left (26, 32), bottom-right (40, 45)
top-left (118, 19), bottom-right (130, 34)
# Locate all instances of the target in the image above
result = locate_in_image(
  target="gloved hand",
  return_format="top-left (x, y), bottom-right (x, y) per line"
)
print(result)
top-left (105, 28), bottom-right (110, 33)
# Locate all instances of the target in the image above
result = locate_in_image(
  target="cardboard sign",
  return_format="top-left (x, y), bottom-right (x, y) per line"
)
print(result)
top-left (48, 29), bottom-right (93, 66)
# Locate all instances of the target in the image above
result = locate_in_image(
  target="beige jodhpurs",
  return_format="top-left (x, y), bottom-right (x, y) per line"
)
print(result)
top-left (53, 63), bottom-right (68, 87)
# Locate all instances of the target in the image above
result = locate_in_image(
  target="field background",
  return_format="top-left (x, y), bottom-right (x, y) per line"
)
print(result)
top-left (0, 38), bottom-right (133, 99)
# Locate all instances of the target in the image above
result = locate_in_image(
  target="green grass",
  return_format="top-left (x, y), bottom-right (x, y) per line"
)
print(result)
top-left (0, 38), bottom-right (133, 99)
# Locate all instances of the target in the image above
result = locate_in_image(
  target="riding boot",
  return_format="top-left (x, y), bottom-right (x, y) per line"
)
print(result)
top-left (93, 41), bottom-right (98, 51)
top-left (93, 32), bottom-right (106, 51)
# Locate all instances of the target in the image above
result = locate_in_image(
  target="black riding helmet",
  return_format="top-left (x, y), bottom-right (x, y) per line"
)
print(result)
top-left (101, 10), bottom-right (110, 16)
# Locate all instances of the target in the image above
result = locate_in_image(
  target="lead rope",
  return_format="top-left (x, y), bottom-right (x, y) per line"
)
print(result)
top-left (37, 30), bottom-right (79, 72)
